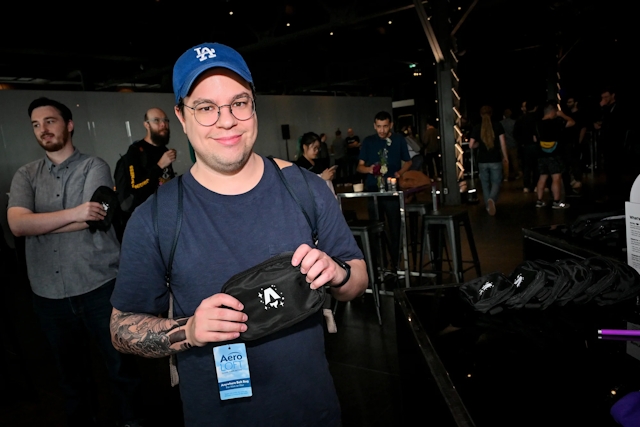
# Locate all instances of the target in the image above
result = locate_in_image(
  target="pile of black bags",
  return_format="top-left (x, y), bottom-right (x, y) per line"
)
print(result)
top-left (459, 256), bottom-right (640, 314)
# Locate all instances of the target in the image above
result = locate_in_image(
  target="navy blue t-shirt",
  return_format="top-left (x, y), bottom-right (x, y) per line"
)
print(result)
top-left (111, 156), bottom-right (363, 427)
top-left (358, 132), bottom-right (411, 191)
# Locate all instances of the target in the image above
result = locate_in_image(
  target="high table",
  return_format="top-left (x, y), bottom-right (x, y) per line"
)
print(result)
top-left (338, 189), bottom-right (416, 292)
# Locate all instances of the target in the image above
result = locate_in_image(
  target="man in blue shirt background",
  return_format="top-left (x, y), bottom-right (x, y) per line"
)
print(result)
top-left (357, 111), bottom-right (411, 270)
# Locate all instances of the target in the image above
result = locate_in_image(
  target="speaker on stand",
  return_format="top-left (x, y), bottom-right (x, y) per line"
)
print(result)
top-left (281, 124), bottom-right (291, 160)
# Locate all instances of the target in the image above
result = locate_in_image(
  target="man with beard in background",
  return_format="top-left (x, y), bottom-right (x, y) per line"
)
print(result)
top-left (114, 108), bottom-right (177, 226)
top-left (7, 97), bottom-right (143, 426)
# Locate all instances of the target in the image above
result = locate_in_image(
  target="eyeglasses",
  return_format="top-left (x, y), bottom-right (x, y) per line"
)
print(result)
top-left (146, 118), bottom-right (170, 125)
top-left (181, 97), bottom-right (255, 127)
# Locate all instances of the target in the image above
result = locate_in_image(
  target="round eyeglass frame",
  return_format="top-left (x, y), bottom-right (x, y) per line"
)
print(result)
top-left (181, 99), bottom-right (256, 127)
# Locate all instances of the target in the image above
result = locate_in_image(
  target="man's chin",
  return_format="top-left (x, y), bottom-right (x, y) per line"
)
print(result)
top-left (39, 141), bottom-right (64, 152)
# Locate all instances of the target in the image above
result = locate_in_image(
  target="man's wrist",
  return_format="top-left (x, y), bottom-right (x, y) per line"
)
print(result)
top-left (329, 257), bottom-right (351, 288)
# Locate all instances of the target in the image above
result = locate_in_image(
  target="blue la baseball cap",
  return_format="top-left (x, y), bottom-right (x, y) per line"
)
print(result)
top-left (172, 42), bottom-right (253, 105)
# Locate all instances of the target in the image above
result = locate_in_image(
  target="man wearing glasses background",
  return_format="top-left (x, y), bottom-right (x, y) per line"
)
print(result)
top-left (113, 108), bottom-right (177, 229)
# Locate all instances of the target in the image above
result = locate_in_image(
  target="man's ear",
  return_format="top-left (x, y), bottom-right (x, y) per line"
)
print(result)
top-left (67, 119), bottom-right (74, 134)
top-left (174, 106), bottom-right (187, 134)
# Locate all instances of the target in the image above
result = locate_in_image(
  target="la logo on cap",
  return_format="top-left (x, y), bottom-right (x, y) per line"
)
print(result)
top-left (194, 47), bottom-right (216, 62)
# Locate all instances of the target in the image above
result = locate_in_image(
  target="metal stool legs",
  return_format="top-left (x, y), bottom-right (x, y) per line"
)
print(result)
top-left (360, 229), bottom-right (383, 325)
top-left (334, 221), bottom-right (384, 325)
top-left (417, 210), bottom-right (481, 285)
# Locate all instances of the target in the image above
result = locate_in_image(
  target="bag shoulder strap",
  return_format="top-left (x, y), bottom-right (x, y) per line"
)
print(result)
top-left (152, 175), bottom-right (183, 387)
top-left (266, 156), bottom-right (318, 246)
top-left (152, 175), bottom-right (183, 317)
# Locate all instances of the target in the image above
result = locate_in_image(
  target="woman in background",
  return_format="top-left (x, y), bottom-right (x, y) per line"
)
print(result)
top-left (296, 132), bottom-right (336, 183)
top-left (469, 106), bottom-right (508, 216)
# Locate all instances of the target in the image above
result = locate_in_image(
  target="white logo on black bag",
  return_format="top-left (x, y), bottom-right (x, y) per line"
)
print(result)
top-left (259, 285), bottom-right (285, 310)
top-left (514, 273), bottom-right (525, 287)
top-left (478, 281), bottom-right (494, 296)
top-left (194, 47), bottom-right (216, 62)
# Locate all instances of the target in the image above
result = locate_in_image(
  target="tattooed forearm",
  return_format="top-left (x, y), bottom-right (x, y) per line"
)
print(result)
top-left (110, 310), bottom-right (193, 358)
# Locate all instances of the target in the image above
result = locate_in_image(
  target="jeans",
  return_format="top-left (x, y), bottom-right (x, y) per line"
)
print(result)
top-left (478, 162), bottom-right (503, 203)
top-left (32, 279), bottom-right (141, 426)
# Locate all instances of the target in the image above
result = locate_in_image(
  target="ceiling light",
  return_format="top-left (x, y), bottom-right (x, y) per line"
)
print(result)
top-left (286, 23), bottom-right (290, 27)
top-left (388, 21), bottom-right (392, 24)
top-left (229, 11), bottom-right (233, 15)
top-left (330, 32), bottom-right (334, 35)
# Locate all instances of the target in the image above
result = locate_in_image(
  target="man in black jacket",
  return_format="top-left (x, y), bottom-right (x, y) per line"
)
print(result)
top-left (114, 108), bottom-right (177, 225)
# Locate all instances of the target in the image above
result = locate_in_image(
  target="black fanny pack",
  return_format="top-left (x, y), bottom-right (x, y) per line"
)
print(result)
top-left (221, 252), bottom-right (326, 341)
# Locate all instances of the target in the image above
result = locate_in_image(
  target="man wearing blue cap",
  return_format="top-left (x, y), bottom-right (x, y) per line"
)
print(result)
top-left (109, 42), bottom-right (368, 426)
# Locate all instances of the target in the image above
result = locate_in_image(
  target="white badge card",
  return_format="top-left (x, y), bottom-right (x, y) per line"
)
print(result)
top-left (213, 343), bottom-right (252, 400)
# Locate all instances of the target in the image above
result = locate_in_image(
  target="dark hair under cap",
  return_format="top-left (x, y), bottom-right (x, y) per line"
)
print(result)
top-left (28, 97), bottom-right (73, 123)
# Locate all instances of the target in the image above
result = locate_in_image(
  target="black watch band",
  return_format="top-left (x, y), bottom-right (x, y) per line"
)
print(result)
top-left (330, 257), bottom-right (351, 288)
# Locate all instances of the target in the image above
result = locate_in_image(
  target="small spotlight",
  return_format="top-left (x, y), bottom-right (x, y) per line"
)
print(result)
top-left (458, 6), bottom-right (462, 10)
top-left (286, 23), bottom-right (290, 27)
top-left (229, 11), bottom-right (233, 15)
top-left (330, 31), bottom-right (334, 35)
top-left (388, 20), bottom-right (392, 24)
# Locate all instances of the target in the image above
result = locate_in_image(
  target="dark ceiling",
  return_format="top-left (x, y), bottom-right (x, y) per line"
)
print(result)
top-left (0, 0), bottom-right (633, 112)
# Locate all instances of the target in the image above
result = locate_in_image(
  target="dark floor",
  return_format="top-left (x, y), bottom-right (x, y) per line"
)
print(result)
top-left (1, 170), bottom-right (632, 426)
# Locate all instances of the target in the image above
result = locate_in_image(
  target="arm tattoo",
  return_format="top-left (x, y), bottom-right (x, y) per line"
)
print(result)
top-left (110, 311), bottom-right (193, 358)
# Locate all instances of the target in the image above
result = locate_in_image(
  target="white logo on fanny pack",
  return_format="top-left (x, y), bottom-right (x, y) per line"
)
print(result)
top-left (194, 47), bottom-right (216, 62)
top-left (259, 285), bottom-right (285, 310)
top-left (478, 281), bottom-right (494, 296)
top-left (101, 202), bottom-right (109, 212)
top-left (514, 273), bottom-right (525, 287)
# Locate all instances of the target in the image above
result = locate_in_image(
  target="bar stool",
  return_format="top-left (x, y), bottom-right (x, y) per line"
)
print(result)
top-left (418, 207), bottom-right (481, 284)
top-left (405, 202), bottom-right (431, 268)
top-left (339, 219), bottom-right (384, 325)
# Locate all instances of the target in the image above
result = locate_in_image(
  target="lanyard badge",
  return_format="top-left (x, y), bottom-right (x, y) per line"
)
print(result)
top-left (213, 343), bottom-right (252, 400)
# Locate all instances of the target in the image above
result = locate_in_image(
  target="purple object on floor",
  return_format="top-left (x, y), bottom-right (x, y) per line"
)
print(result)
top-left (611, 391), bottom-right (640, 427)
top-left (599, 329), bottom-right (640, 337)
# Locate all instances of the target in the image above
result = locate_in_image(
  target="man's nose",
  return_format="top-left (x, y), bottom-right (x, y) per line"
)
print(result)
top-left (216, 106), bottom-right (236, 128)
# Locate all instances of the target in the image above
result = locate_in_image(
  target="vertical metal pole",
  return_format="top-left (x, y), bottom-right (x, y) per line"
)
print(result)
top-left (436, 59), bottom-right (461, 205)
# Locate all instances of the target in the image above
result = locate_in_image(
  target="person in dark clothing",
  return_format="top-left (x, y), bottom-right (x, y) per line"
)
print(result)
top-left (594, 87), bottom-right (630, 201)
top-left (469, 105), bottom-right (508, 216)
top-left (514, 100), bottom-right (540, 193)
top-left (316, 133), bottom-right (331, 171)
top-left (331, 129), bottom-right (348, 182)
top-left (345, 128), bottom-right (361, 181)
top-left (422, 120), bottom-right (442, 181)
top-left (295, 132), bottom-right (336, 182)
top-left (114, 108), bottom-right (177, 225)
top-left (563, 97), bottom-right (587, 192)
top-left (535, 100), bottom-right (575, 209)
